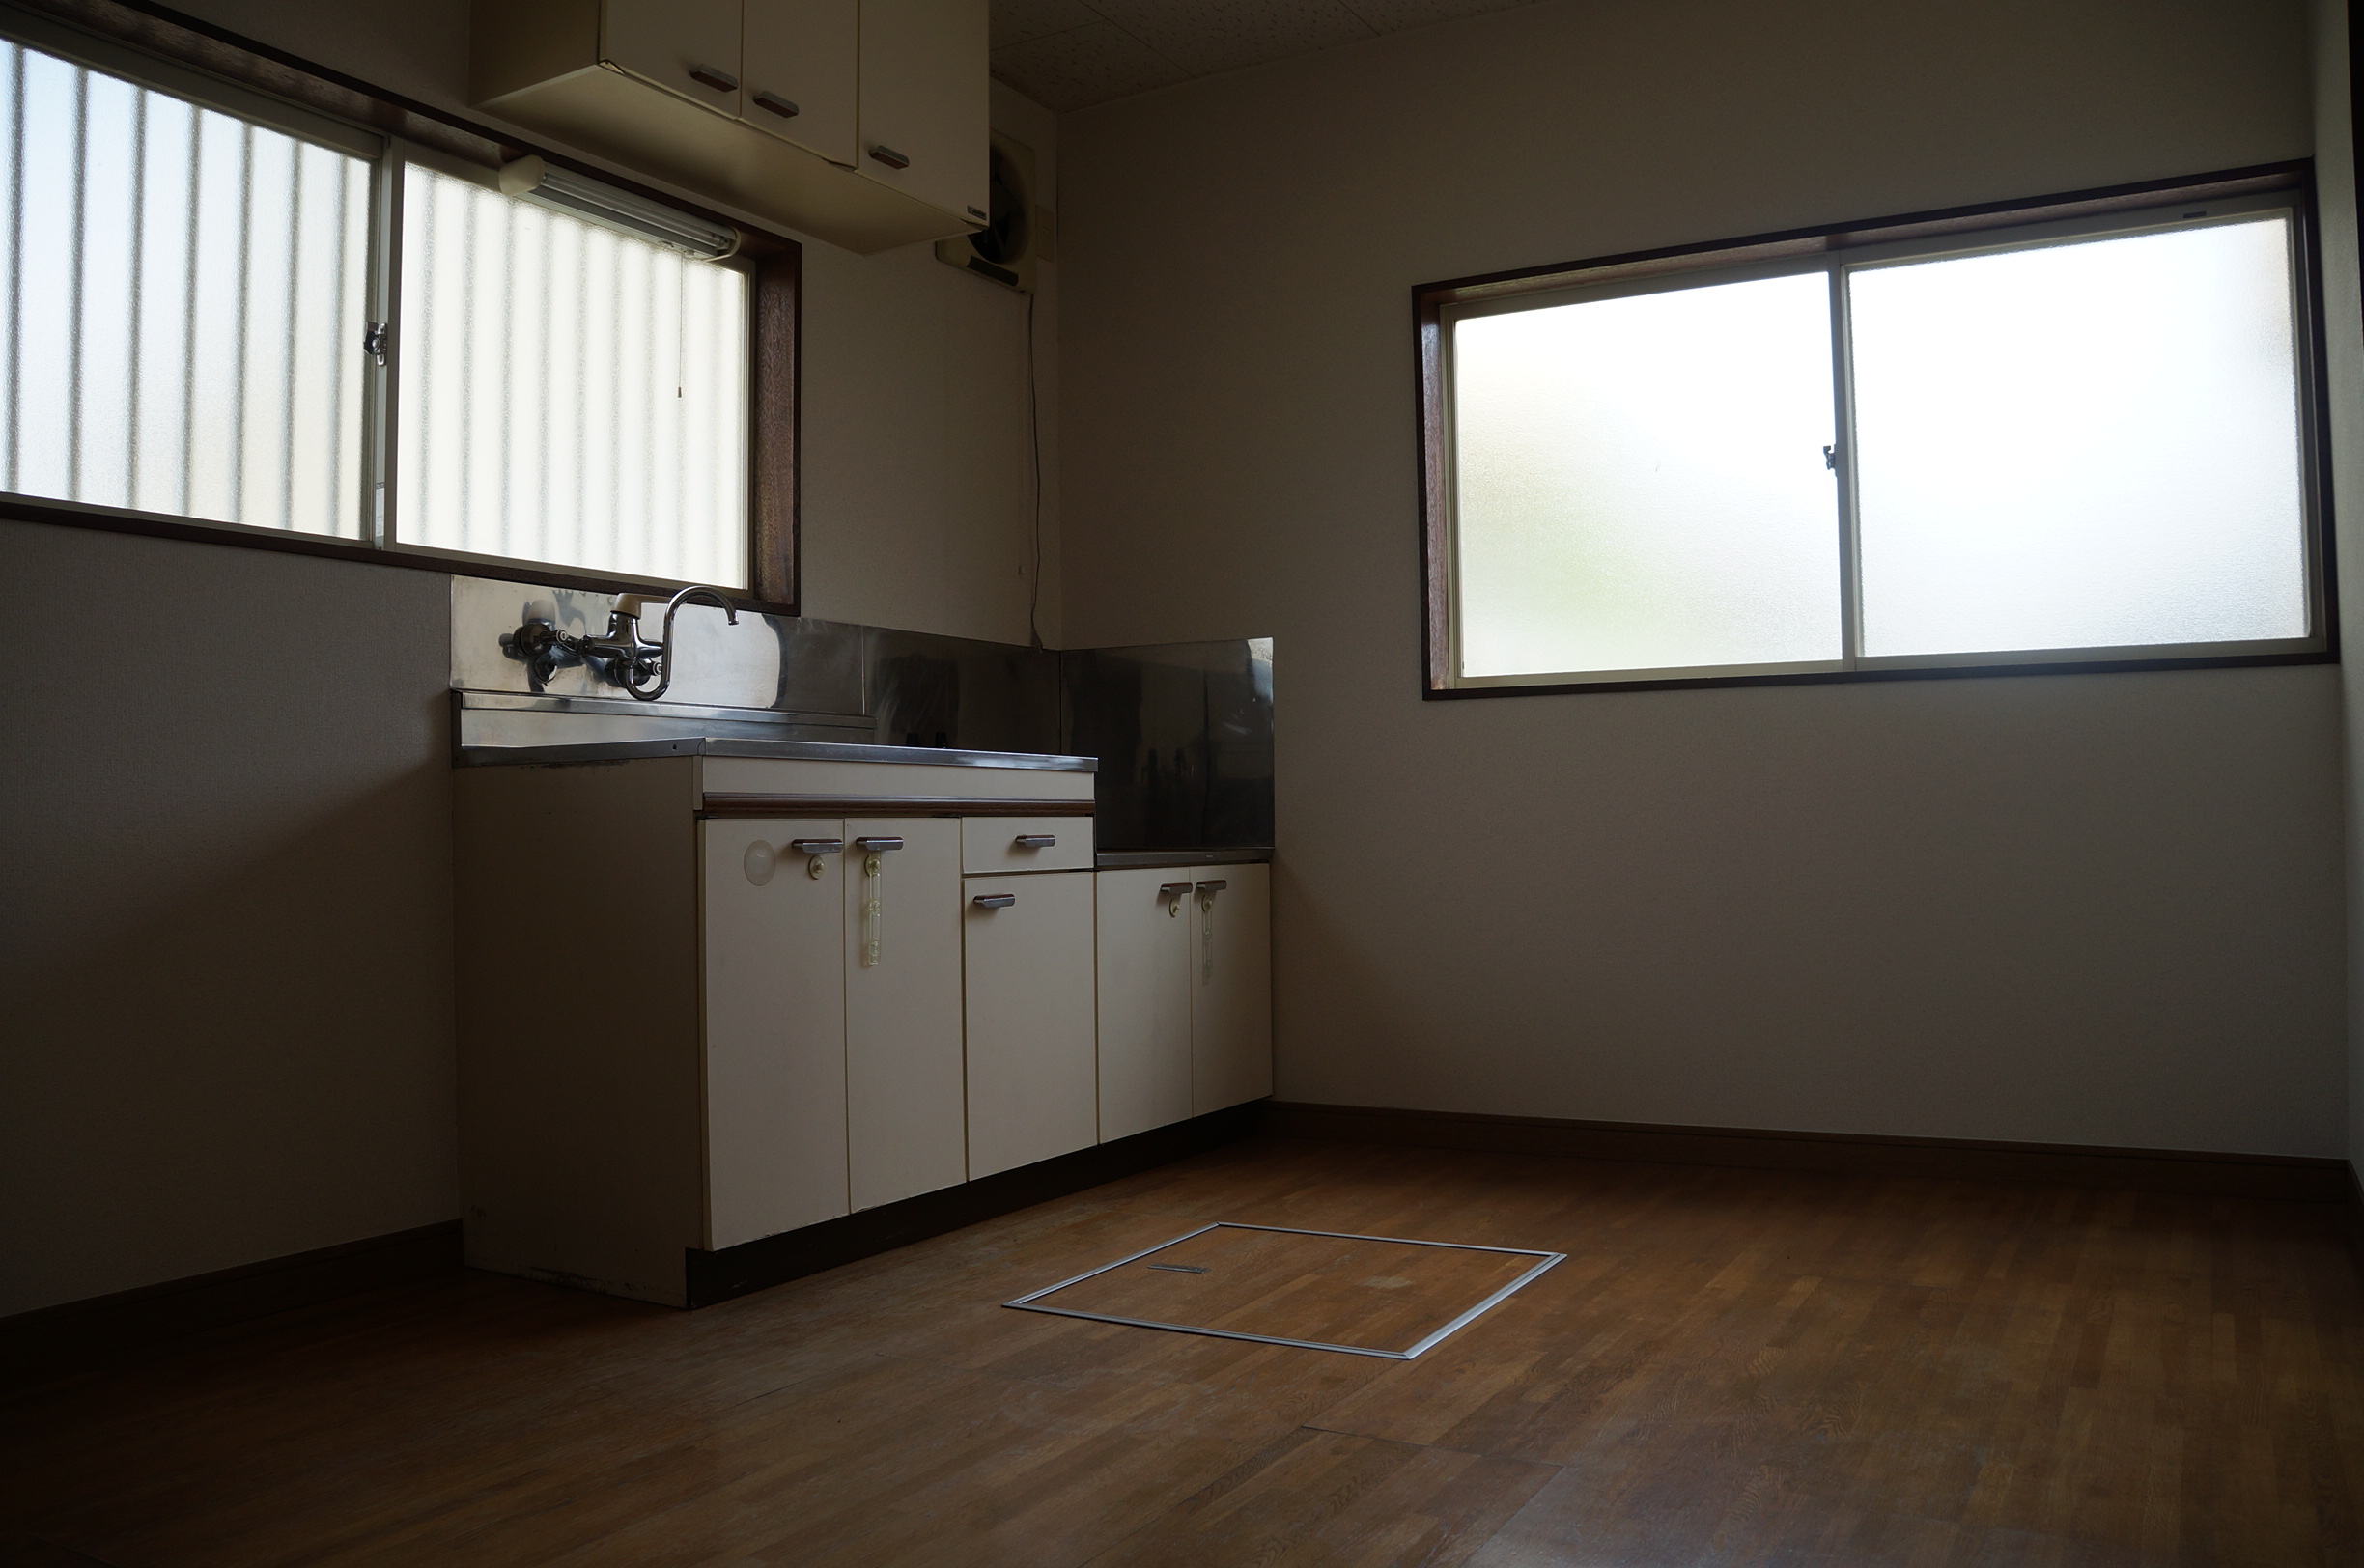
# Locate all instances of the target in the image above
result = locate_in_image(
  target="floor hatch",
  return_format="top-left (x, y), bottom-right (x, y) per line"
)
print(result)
top-left (1004, 1221), bottom-right (1564, 1359)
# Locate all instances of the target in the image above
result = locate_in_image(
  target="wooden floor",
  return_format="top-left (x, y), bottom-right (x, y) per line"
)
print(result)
top-left (6, 1135), bottom-right (2364, 1567)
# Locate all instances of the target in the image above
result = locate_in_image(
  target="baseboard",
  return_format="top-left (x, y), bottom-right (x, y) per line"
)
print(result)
top-left (0, 1220), bottom-right (463, 1392)
top-left (686, 1103), bottom-right (1262, 1307)
top-left (1263, 1102), bottom-right (2351, 1202)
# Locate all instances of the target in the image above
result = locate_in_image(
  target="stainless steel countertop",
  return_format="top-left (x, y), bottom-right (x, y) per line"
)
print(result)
top-left (1094, 847), bottom-right (1272, 869)
top-left (456, 736), bottom-right (1098, 771)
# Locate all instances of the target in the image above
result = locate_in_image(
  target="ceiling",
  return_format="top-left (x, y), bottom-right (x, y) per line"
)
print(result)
top-left (990, 0), bottom-right (1539, 112)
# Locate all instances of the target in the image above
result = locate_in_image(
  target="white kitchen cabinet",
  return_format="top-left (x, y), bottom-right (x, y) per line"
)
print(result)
top-left (472, 0), bottom-right (986, 254)
top-left (1095, 869), bottom-right (1195, 1142)
top-left (1192, 863), bottom-right (1274, 1114)
top-left (843, 819), bottom-right (966, 1209)
top-left (605, 0), bottom-right (743, 117)
top-left (742, 0), bottom-right (858, 164)
top-left (962, 815), bottom-right (1092, 875)
top-left (855, 0), bottom-right (989, 227)
top-left (964, 871), bottom-right (1098, 1178)
top-left (1091, 861), bottom-right (1273, 1139)
top-left (456, 747), bottom-right (1095, 1307)
top-left (702, 819), bottom-right (851, 1246)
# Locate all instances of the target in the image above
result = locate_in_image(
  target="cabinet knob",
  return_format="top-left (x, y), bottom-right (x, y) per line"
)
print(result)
top-left (854, 836), bottom-right (904, 852)
top-left (789, 839), bottom-right (843, 855)
top-left (1013, 834), bottom-right (1055, 849)
top-left (688, 64), bottom-right (739, 94)
top-left (869, 145), bottom-right (911, 171)
top-left (971, 892), bottom-right (1016, 910)
top-left (752, 90), bottom-right (799, 118)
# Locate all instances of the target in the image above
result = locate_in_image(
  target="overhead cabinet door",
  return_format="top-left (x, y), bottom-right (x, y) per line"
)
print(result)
top-left (964, 870), bottom-right (1096, 1178)
top-left (604, 0), bottom-right (744, 116)
top-left (741, 0), bottom-right (858, 164)
top-left (1191, 863), bottom-right (1273, 1115)
top-left (856, 0), bottom-right (989, 225)
top-left (701, 819), bottom-right (850, 1248)
top-left (843, 819), bottom-right (966, 1209)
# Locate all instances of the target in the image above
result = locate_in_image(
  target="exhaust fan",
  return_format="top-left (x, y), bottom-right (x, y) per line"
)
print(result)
top-left (937, 132), bottom-right (1048, 293)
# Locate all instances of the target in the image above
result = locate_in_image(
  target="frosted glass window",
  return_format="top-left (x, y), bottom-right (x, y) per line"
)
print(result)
top-left (1849, 217), bottom-right (2307, 656)
top-left (1451, 273), bottom-right (1842, 678)
top-left (0, 39), bottom-right (370, 535)
top-left (397, 165), bottom-right (749, 588)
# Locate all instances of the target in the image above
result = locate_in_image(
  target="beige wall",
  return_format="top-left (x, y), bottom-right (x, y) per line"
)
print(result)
top-left (1059, 0), bottom-right (2349, 1154)
top-left (0, 521), bottom-right (458, 1316)
top-left (0, 0), bottom-right (1055, 1315)
top-left (2314, 0), bottom-right (2364, 1185)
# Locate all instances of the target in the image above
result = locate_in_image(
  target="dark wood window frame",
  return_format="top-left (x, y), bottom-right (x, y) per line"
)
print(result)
top-left (1414, 160), bottom-right (2337, 699)
top-left (0, 0), bottom-right (802, 614)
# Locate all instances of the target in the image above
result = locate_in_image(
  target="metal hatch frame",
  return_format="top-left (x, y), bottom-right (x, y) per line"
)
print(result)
top-left (1003, 1221), bottom-right (1566, 1360)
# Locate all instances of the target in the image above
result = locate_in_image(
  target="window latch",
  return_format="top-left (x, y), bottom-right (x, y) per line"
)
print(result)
top-left (1822, 443), bottom-right (1837, 471)
top-left (364, 322), bottom-right (390, 367)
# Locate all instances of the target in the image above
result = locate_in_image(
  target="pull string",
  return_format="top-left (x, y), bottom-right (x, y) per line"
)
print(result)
top-left (862, 853), bottom-right (884, 966)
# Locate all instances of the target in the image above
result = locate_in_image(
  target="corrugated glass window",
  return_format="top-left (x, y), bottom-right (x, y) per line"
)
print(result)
top-left (0, 37), bottom-right (372, 536)
top-left (396, 164), bottom-right (749, 588)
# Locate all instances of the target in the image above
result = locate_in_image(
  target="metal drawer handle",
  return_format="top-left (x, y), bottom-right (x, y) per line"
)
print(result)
top-left (1013, 834), bottom-right (1056, 849)
top-left (854, 836), bottom-right (904, 852)
top-left (789, 839), bottom-right (843, 854)
top-left (1162, 881), bottom-right (1192, 917)
top-left (869, 144), bottom-right (911, 170)
top-left (688, 64), bottom-right (739, 93)
top-left (972, 892), bottom-right (1016, 910)
top-left (752, 90), bottom-right (799, 118)
top-left (1196, 880), bottom-right (1228, 895)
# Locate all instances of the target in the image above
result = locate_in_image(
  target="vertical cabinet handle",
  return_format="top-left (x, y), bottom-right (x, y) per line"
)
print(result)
top-left (869, 145), bottom-right (911, 170)
top-left (688, 64), bottom-right (739, 93)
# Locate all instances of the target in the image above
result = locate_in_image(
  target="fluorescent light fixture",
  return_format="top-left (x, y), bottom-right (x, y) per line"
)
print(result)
top-left (496, 156), bottom-right (739, 259)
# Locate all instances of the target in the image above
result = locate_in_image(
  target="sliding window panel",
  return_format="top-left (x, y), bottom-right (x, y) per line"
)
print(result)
top-left (0, 39), bottom-right (371, 534)
top-left (1848, 214), bottom-right (2310, 659)
top-left (396, 164), bottom-right (749, 586)
top-left (1449, 270), bottom-right (1843, 683)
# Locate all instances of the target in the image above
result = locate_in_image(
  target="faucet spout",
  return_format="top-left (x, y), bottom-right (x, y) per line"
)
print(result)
top-left (617, 584), bottom-right (742, 703)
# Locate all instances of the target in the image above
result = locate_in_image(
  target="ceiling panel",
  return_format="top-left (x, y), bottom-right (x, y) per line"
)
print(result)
top-left (991, 0), bottom-right (1543, 111)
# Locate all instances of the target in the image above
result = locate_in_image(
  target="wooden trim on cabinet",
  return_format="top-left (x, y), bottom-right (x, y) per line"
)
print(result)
top-left (1264, 1102), bottom-right (2354, 1203)
top-left (700, 794), bottom-right (1095, 818)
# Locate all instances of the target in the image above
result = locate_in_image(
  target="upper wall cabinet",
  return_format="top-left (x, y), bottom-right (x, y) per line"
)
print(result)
top-left (471, 0), bottom-right (985, 254)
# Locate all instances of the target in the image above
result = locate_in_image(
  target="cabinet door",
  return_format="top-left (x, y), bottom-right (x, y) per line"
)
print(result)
top-left (1096, 869), bottom-right (1193, 1142)
top-left (604, 0), bottom-right (743, 117)
top-left (1191, 863), bottom-right (1273, 1114)
top-left (742, 0), bottom-right (858, 165)
top-left (856, 0), bottom-right (988, 225)
top-left (844, 819), bottom-right (966, 1209)
top-left (701, 820), bottom-right (848, 1248)
top-left (964, 871), bottom-right (1096, 1179)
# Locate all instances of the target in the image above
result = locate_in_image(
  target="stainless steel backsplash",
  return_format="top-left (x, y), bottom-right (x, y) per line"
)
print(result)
top-left (449, 576), bottom-right (1273, 851)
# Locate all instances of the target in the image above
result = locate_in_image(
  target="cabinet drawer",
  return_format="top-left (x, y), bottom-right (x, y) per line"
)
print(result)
top-left (963, 816), bottom-right (1092, 875)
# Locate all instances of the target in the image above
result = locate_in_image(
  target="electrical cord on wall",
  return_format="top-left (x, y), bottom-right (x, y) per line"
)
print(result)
top-left (1027, 286), bottom-right (1043, 650)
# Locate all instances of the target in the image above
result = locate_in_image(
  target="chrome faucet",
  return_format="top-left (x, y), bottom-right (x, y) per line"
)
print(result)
top-left (510, 584), bottom-right (741, 702)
